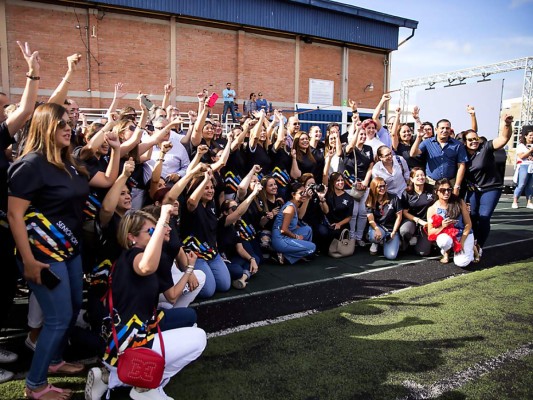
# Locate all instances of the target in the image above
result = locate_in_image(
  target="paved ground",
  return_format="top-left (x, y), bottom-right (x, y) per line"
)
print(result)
top-left (1, 193), bottom-right (532, 374)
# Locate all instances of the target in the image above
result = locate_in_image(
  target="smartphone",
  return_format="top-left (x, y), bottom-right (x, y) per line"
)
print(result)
top-left (140, 95), bottom-right (154, 110)
top-left (41, 268), bottom-right (61, 290)
top-left (206, 93), bottom-right (219, 108)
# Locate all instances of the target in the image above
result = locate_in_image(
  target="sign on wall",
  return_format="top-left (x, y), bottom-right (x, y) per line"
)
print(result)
top-left (309, 79), bottom-right (334, 105)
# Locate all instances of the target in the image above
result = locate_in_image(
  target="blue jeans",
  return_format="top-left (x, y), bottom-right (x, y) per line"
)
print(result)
top-left (514, 164), bottom-right (533, 200)
top-left (159, 308), bottom-right (197, 330)
top-left (18, 255), bottom-right (83, 390)
top-left (271, 225), bottom-right (316, 264)
top-left (465, 188), bottom-right (502, 247)
top-left (368, 226), bottom-right (401, 260)
top-left (194, 254), bottom-right (231, 298)
top-left (222, 101), bottom-right (237, 123)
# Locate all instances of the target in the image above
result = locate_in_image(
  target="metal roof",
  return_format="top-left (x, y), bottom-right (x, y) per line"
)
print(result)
top-left (87, 0), bottom-right (418, 51)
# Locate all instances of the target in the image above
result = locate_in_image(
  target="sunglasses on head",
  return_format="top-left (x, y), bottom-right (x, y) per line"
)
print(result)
top-left (438, 188), bottom-right (452, 193)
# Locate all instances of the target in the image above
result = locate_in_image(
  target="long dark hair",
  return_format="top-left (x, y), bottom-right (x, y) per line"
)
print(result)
top-left (434, 178), bottom-right (461, 219)
top-left (405, 167), bottom-right (432, 194)
top-left (327, 172), bottom-right (343, 199)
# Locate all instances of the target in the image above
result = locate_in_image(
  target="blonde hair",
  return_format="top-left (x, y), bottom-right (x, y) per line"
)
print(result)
top-left (21, 103), bottom-right (88, 177)
top-left (117, 210), bottom-right (157, 249)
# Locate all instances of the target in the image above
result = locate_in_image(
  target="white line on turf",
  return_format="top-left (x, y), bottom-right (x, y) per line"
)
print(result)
top-left (206, 236), bottom-right (533, 338)
top-left (396, 342), bottom-right (533, 400)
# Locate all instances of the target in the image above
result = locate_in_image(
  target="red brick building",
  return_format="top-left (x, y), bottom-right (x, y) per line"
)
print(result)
top-left (0, 0), bottom-right (417, 117)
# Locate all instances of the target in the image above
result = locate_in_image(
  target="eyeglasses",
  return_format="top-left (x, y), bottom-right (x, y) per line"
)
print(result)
top-left (154, 126), bottom-right (165, 130)
top-left (377, 184), bottom-right (387, 189)
top-left (144, 227), bottom-right (155, 236)
top-left (438, 188), bottom-right (453, 193)
top-left (229, 205), bottom-right (238, 211)
top-left (380, 153), bottom-right (393, 158)
top-left (466, 138), bottom-right (479, 143)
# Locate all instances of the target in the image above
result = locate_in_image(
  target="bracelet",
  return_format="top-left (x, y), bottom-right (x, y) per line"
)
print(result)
top-left (454, 185), bottom-right (461, 189)
top-left (157, 158), bottom-right (165, 162)
top-left (62, 77), bottom-right (71, 84)
top-left (185, 266), bottom-right (194, 274)
top-left (26, 74), bottom-right (40, 80)
top-left (248, 257), bottom-right (254, 263)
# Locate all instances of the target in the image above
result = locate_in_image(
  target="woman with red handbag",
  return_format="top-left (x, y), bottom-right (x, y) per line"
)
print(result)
top-left (94, 206), bottom-right (206, 400)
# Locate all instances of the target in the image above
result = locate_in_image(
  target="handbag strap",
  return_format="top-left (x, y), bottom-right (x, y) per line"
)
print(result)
top-left (107, 261), bottom-right (165, 358)
top-left (352, 147), bottom-right (358, 182)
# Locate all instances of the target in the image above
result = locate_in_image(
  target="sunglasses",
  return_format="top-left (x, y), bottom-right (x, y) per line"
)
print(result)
top-left (124, 114), bottom-right (136, 121)
top-left (377, 184), bottom-right (387, 189)
top-left (380, 153), bottom-right (393, 158)
top-left (229, 205), bottom-right (238, 212)
top-left (466, 138), bottom-right (479, 143)
top-left (128, 125), bottom-right (137, 132)
top-left (57, 120), bottom-right (69, 129)
top-left (438, 188), bottom-right (453, 193)
top-left (144, 227), bottom-right (155, 236)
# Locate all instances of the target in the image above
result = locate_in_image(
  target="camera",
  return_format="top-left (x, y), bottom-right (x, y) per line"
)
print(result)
top-left (308, 183), bottom-right (326, 193)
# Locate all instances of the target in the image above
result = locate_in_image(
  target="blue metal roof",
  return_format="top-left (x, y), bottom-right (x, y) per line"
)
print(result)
top-left (89, 0), bottom-right (418, 51)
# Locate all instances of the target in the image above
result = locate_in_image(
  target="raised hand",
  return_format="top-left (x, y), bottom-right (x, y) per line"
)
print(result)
top-left (67, 53), bottom-right (82, 72)
top-left (164, 78), bottom-right (174, 94)
top-left (348, 98), bottom-right (358, 112)
top-left (122, 157), bottom-right (135, 177)
top-left (466, 105), bottom-right (475, 115)
top-left (114, 82), bottom-right (127, 99)
top-left (17, 41), bottom-right (40, 74)
top-left (197, 144), bottom-right (209, 155)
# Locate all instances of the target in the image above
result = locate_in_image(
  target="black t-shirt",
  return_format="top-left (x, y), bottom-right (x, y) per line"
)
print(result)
top-left (223, 146), bottom-right (248, 195)
top-left (465, 140), bottom-right (502, 191)
top-left (217, 215), bottom-right (242, 259)
top-left (395, 142), bottom-right (426, 170)
top-left (155, 217), bottom-right (183, 294)
top-left (246, 143), bottom-right (271, 173)
top-left (188, 138), bottom-right (222, 164)
top-left (302, 193), bottom-right (325, 226)
top-left (311, 146), bottom-right (325, 182)
top-left (296, 152), bottom-right (317, 177)
top-left (8, 153), bottom-right (89, 262)
top-left (366, 193), bottom-right (403, 231)
top-left (269, 146), bottom-right (292, 190)
top-left (253, 197), bottom-right (281, 231)
top-left (181, 199), bottom-right (218, 260)
top-left (401, 189), bottom-right (435, 220)
top-left (0, 122), bottom-right (14, 227)
top-left (343, 144), bottom-right (373, 185)
top-left (326, 192), bottom-right (354, 224)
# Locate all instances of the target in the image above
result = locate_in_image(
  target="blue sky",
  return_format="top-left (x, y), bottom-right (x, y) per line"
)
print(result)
top-left (337, 0), bottom-right (533, 101)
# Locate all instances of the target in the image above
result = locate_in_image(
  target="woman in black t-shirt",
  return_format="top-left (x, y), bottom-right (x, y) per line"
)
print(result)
top-left (322, 172), bottom-right (354, 252)
top-left (8, 103), bottom-right (90, 397)
top-left (291, 131), bottom-right (318, 180)
top-left (101, 207), bottom-right (206, 398)
top-left (400, 168), bottom-right (434, 256)
top-left (461, 117), bottom-right (513, 252)
top-left (365, 177), bottom-right (403, 260)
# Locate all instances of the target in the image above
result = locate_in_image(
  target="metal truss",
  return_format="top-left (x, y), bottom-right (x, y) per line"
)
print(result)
top-left (399, 57), bottom-right (533, 128)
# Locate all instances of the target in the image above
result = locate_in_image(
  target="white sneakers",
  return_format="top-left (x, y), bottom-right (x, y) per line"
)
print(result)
top-left (369, 243), bottom-right (379, 255)
top-left (511, 203), bottom-right (519, 209)
top-left (512, 202), bottom-right (533, 209)
top-left (527, 203), bottom-right (533, 210)
top-left (0, 348), bottom-right (17, 384)
top-left (85, 367), bottom-right (109, 400)
top-left (25, 334), bottom-right (37, 352)
top-left (130, 387), bottom-right (173, 400)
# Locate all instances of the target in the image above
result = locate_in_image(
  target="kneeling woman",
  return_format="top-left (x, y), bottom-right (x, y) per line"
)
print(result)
top-left (366, 177), bottom-right (403, 259)
top-left (101, 206), bottom-right (206, 399)
top-left (271, 182), bottom-right (316, 264)
top-left (427, 179), bottom-right (475, 266)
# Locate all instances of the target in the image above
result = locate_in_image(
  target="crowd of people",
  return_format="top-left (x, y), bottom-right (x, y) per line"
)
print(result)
top-left (0, 43), bottom-right (530, 400)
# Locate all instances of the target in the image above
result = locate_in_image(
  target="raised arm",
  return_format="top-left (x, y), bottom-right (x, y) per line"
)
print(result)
top-left (191, 94), bottom-right (210, 147)
top-left (186, 170), bottom-right (212, 212)
top-left (210, 132), bottom-right (234, 172)
top-left (372, 93), bottom-right (391, 131)
top-left (237, 165), bottom-right (261, 201)
top-left (6, 42), bottom-right (41, 136)
top-left (412, 106), bottom-right (422, 131)
top-left (119, 97), bottom-right (148, 157)
top-left (164, 162), bottom-right (207, 205)
top-left (134, 205), bottom-right (173, 275)
top-left (410, 131), bottom-right (423, 157)
top-left (162, 78), bottom-right (175, 110)
top-left (290, 148), bottom-right (302, 179)
top-left (99, 158), bottom-right (135, 227)
top-left (78, 115), bottom-right (118, 160)
top-left (148, 141), bottom-right (172, 199)
top-left (180, 110), bottom-right (197, 147)
top-left (225, 182), bottom-right (262, 226)
top-left (390, 107), bottom-right (401, 150)
top-left (248, 110), bottom-right (265, 149)
top-left (467, 105), bottom-right (478, 132)
top-left (48, 53), bottom-right (82, 105)
top-left (88, 131), bottom-right (121, 188)
top-left (104, 83), bottom-right (126, 119)
top-left (493, 115), bottom-right (514, 150)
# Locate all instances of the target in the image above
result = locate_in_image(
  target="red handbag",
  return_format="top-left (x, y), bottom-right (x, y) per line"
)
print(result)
top-left (107, 263), bottom-right (165, 389)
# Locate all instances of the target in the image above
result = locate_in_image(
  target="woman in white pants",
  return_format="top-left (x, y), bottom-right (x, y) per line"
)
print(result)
top-left (427, 179), bottom-right (474, 267)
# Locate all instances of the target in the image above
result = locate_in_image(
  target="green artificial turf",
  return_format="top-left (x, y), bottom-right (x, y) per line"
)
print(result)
top-left (0, 260), bottom-right (531, 400)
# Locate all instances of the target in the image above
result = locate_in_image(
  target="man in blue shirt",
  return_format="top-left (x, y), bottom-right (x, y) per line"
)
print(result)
top-left (410, 118), bottom-right (468, 196)
top-left (255, 92), bottom-right (268, 112)
top-left (222, 82), bottom-right (237, 123)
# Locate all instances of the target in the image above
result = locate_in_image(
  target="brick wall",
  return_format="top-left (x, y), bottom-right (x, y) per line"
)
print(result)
top-left (3, 1), bottom-right (387, 116)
